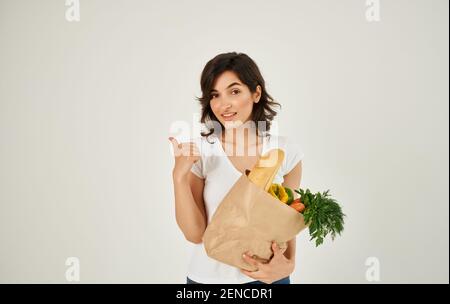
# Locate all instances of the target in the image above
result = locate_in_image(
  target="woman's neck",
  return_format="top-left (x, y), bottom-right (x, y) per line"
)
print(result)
top-left (220, 120), bottom-right (262, 157)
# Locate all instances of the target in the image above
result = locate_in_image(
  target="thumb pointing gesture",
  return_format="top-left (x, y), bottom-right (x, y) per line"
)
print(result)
top-left (168, 136), bottom-right (201, 179)
top-left (168, 137), bottom-right (182, 157)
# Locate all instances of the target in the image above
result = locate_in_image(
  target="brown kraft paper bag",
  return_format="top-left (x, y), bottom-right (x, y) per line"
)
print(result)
top-left (202, 171), bottom-right (308, 272)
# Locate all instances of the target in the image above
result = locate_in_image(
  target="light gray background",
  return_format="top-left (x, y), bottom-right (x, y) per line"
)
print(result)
top-left (0, 0), bottom-right (448, 283)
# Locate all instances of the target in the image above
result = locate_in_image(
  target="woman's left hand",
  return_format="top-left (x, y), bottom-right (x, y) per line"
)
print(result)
top-left (240, 241), bottom-right (295, 284)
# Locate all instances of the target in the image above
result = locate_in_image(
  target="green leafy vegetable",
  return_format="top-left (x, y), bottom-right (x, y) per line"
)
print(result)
top-left (295, 188), bottom-right (345, 247)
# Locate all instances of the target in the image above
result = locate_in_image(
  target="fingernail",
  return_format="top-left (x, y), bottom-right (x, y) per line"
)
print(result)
top-left (168, 137), bottom-right (173, 141)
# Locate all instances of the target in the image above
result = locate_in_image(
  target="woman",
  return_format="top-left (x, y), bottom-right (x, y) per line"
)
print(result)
top-left (169, 52), bottom-right (304, 284)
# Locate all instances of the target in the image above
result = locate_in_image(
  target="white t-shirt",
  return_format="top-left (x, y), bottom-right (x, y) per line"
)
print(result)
top-left (185, 132), bottom-right (305, 284)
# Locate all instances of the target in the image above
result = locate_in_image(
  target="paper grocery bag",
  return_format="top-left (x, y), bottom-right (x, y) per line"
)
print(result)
top-left (202, 173), bottom-right (308, 272)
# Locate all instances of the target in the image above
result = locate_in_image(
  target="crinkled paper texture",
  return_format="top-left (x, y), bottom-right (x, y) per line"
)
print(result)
top-left (203, 173), bottom-right (307, 271)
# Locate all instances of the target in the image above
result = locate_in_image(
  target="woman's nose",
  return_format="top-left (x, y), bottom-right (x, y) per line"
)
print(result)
top-left (212, 95), bottom-right (234, 110)
top-left (221, 104), bottom-right (233, 112)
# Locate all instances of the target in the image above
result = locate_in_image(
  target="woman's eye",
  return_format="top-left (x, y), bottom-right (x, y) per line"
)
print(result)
top-left (231, 90), bottom-right (240, 95)
top-left (210, 94), bottom-right (217, 99)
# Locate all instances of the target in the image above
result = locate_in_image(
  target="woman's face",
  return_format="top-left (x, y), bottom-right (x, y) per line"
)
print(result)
top-left (209, 70), bottom-right (261, 129)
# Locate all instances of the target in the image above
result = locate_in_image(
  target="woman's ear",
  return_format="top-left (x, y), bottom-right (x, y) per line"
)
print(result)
top-left (254, 85), bottom-right (262, 103)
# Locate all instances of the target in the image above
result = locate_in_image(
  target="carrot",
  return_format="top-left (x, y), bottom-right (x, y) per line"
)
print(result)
top-left (290, 198), bottom-right (305, 213)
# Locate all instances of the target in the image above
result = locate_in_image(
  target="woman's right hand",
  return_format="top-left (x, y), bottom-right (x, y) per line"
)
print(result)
top-left (169, 137), bottom-right (200, 181)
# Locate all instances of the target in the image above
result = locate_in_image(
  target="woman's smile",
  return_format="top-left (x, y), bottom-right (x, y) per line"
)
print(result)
top-left (221, 112), bottom-right (238, 121)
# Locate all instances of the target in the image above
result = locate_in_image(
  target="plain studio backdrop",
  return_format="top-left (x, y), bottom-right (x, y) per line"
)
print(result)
top-left (0, 0), bottom-right (448, 283)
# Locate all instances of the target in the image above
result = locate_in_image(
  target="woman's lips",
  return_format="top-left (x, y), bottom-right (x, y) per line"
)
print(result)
top-left (221, 112), bottom-right (237, 121)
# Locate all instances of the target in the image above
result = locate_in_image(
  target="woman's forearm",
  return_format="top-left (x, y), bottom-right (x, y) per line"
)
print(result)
top-left (173, 176), bottom-right (206, 244)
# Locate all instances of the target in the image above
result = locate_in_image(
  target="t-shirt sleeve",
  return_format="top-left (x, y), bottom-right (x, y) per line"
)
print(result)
top-left (282, 138), bottom-right (305, 175)
top-left (190, 158), bottom-right (205, 179)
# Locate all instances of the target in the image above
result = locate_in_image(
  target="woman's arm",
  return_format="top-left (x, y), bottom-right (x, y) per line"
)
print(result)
top-left (282, 161), bottom-right (303, 264)
top-left (170, 137), bottom-right (207, 244)
top-left (173, 172), bottom-right (207, 244)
